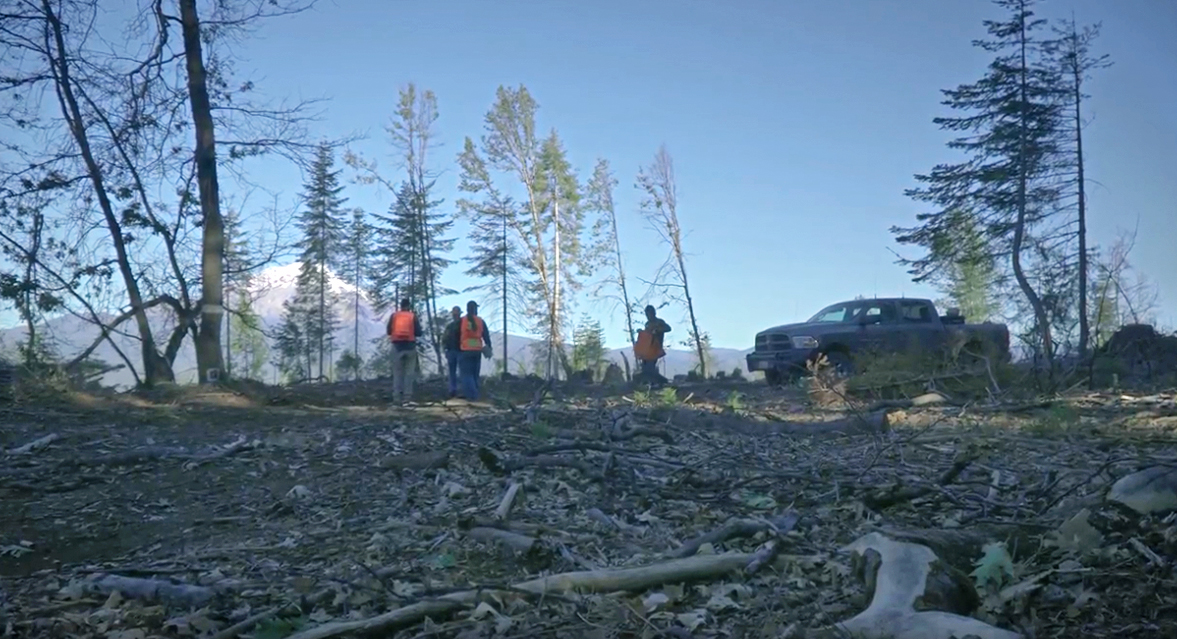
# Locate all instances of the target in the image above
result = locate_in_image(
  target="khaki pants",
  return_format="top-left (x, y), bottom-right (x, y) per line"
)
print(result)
top-left (391, 347), bottom-right (418, 402)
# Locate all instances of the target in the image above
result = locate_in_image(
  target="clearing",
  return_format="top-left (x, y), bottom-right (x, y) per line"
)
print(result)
top-left (2, 375), bottom-right (1176, 639)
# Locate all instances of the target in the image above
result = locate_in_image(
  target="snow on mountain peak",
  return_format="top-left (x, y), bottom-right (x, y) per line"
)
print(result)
top-left (250, 261), bottom-right (362, 298)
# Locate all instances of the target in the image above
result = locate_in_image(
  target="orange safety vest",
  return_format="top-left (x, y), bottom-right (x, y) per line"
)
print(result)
top-left (459, 315), bottom-right (484, 351)
top-left (389, 310), bottom-right (415, 342)
top-left (633, 330), bottom-right (665, 362)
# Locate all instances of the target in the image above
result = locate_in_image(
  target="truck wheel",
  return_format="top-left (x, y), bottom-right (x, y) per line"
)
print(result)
top-left (765, 369), bottom-right (784, 387)
top-left (824, 352), bottom-right (854, 378)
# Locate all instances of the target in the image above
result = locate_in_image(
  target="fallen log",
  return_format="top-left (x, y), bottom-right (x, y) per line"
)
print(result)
top-left (284, 552), bottom-right (758, 639)
top-left (669, 511), bottom-right (799, 559)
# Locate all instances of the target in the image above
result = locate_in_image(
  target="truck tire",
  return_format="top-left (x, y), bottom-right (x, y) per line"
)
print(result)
top-left (765, 369), bottom-right (784, 386)
top-left (823, 351), bottom-right (854, 378)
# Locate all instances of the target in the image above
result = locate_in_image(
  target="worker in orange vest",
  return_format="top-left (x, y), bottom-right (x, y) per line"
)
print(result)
top-left (635, 305), bottom-right (671, 385)
top-left (387, 297), bottom-right (423, 405)
top-left (457, 300), bottom-right (493, 400)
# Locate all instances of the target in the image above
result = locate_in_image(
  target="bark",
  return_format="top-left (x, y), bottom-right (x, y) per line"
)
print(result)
top-left (179, 0), bottom-right (227, 383)
top-left (1071, 34), bottom-right (1091, 360)
top-left (43, 0), bottom-right (174, 386)
top-left (1012, 11), bottom-right (1053, 373)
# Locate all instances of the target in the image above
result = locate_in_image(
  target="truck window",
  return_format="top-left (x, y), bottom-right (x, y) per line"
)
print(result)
top-left (809, 304), bottom-right (853, 323)
top-left (900, 301), bottom-right (934, 323)
top-left (850, 303), bottom-right (897, 324)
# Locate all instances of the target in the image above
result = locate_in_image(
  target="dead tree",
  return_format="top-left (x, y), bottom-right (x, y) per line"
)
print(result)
top-left (636, 145), bottom-right (706, 378)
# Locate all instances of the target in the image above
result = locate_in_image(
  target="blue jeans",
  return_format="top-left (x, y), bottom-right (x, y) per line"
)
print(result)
top-left (458, 351), bottom-right (482, 400)
top-left (445, 349), bottom-right (460, 395)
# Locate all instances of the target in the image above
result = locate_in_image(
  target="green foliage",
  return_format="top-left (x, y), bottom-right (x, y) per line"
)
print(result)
top-left (681, 331), bottom-right (715, 378)
top-left (530, 419), bottom-right (552, 439)
top-left (364, 340), bottom-right (396, 379)
top-left (254, 615), bottom-right (309, 639)
top-left (570, 317), bottom-right (607, 376)
top-left (457, 85), bottom-right (598, 376)
top-left (723, 390), bottom-right (745, 411)
top-left (228, 290), bottom-right (267, 380)
top-left (1025, 403), bottom-right (1080, 436)
top-left (336, 349), bottom-right (362, 382)
top-left (368, 181), bottom-right (454, 311)
top-left (970, 541), bottom-right (1016, 594)
top-left (935, 211), bottom-right (1001, 323)
top-left (893, 0), bottom-right (1073, 359)
top-left (656, 386), bottom-right (679, 406)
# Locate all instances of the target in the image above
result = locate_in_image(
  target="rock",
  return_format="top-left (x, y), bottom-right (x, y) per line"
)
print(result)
top-left (1107, 465), bottom-right (1177, 514)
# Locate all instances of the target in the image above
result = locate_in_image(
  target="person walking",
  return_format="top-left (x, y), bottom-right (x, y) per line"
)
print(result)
top-left (441, 305), bottom-right (462, 398)
top-left (457, 300), bottom-right (492, 400)
top-left (387, 298), bottom-right (423, 405)
top-left (634, 305), bottom-right (671, 385)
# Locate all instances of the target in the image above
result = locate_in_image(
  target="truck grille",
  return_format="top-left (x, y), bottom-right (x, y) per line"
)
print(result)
top-left (755, 334), bottom-right (791, 352)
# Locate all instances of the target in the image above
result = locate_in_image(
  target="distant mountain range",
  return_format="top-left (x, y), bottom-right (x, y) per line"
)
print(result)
top-left (0, 262), bottom-right (754, 388)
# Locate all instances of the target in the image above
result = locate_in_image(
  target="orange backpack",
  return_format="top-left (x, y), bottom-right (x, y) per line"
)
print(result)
top-left (633, 330), bottom-right (665, 361)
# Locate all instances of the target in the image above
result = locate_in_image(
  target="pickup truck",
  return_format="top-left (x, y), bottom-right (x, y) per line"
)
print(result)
top-left (745, 298), bottom-right (1010, 385)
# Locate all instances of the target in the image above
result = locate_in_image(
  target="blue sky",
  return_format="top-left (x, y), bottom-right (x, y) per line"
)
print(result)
top-left (232, 0), bottom-right (1174, 350)
top-left (12, 0), bottom-right (1173, 352)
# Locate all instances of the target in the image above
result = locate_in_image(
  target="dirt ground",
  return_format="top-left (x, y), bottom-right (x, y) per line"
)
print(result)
top-left (2, 375), bottom-right (1176, 639)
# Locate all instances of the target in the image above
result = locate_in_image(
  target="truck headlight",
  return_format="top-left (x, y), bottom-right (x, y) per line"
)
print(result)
top-left (792, 336), bottom-right (818, 349)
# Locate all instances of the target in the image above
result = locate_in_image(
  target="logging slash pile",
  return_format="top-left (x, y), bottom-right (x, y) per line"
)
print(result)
top-left (1, 378), bottom-right (1176, 639)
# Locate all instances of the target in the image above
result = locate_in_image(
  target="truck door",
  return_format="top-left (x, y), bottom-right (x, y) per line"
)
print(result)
top-left (898, 300), bottom-right (944, 355)
top-left (862, 302), bottom-right (907, 352)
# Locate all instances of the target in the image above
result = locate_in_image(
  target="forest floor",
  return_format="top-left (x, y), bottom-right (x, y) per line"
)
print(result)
top-left (1, 373), bottom-right (1176, 639)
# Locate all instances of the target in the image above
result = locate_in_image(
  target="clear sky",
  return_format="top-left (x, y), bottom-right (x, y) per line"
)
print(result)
top-left (29, 0), bottom-right (1176, 352)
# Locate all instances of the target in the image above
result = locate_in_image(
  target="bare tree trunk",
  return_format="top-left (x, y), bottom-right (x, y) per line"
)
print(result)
top-left (677, 251), bottom-right (706, 378)
top-left (1075, 84), bottom-right (1089, 360)
top-left (225, 290), bottom-right (232, 378)
top-left (637, 145), bottom-right (706, 378)
top-left (353, 250), bottom-right (360, 380)
top-left (1013, 14), bottom-right (1054, 376)
top-left (502, 213), bottom-right (509, 378)
top-left (179, 0), bottom-right (226, 384)
top-left (44, 0), bottom-right (173, 386)
top-left (609, 212), bottom-right (637, 347)
top-left (319, 259), bottom-right (326, 379)
top-left (551, 192), bottom-right (561, 380)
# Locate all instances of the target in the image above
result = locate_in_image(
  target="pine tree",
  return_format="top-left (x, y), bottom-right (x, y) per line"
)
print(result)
top-left (891, 0), bottom-right (1065, 364)
top-left (367, 180), bottom-right (454, 369)
top-left (1049, 17), bottom-right (1111, 359)
top-left (343, 208), bottom-right (371, 378)
top-left (458, 86), bottom-right (594, 380)
top-left (937, 210), bottom-right (1002, 323)
top-left (457, 137), bottom-right (526, 376)
top-left (353, 85), bottom-right (456, 373)
top-left (273, 306), bottom-right (310, 383)
top-left (287, 142), bottom-right (347, 380)
top-left (570, 317), bottom-right (607, 377)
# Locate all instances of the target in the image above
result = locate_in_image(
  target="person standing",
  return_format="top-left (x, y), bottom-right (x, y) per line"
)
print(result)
top-left (387, 298), bottom-right (423, 405)
top-left (441, 305), bottom-right (462, 398)
top-left (635, 305), bottom-right (671, 384)
top-left (458, 300), bottom-right (492, 400)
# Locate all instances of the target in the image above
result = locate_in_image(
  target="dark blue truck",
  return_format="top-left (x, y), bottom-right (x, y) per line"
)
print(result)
top-left (746, 297), bottom-right (1010, 385)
